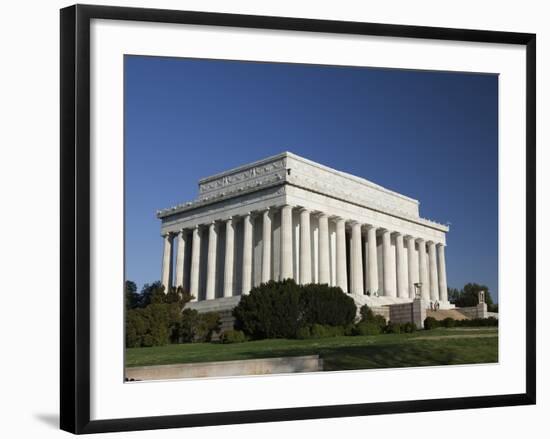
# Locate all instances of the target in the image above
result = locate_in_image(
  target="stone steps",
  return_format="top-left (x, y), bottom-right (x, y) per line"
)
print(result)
top-left (426, 309), bottom-right (469, 321)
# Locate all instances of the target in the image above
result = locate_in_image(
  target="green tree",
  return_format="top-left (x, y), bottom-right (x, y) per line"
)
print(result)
top-left (138, 281), bottom-right (163, 308)
top-left (450, 283), bottom-right (495, 308)
top-left (125, 280), bottom-right (139, 310)
top-left (125, 280), bottom-right (209, 347)
top-left (233, 280), bottom-right (357, 339)
top-left (447, 287), bottom-right (461, 304)
top-left (233, 279), bottom-right (304, 339)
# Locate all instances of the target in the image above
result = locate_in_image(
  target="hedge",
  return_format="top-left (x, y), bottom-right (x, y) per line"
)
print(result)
top-left (423, 316), bottom-right (498, 330)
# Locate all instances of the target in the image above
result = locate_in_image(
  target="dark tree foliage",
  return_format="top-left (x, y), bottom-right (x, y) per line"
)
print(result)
top-left (423, 316), bottom-right (498, 330)
top-left (233, 279), bottom-right (303, 339)
top-left (135, 281), bottom-right (163, 308)
top-left (233, 280), bottom-right (356, 340)
top-left (448, 283), bottom-right (495, 308)
top-left (125, 280), bottom-right (139, 310)
top-left (125, 281), bottom-right (218, 347)
top-left (300, 284), bottom-right (356, 327)
top-left (447, 287), bottom-right (461, 304)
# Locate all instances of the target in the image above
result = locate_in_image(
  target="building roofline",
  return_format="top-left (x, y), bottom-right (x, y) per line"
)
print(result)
top-left (198, 151), bottom-right (419, 205)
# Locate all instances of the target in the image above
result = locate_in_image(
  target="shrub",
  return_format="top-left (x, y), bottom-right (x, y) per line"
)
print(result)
top-left (310, 323), bottom-right (329, 338)
top-left (125, 308), bottom-right (147, 348)
top-left (353, 321), bottom-right (382, 336)
top-left (441, 317), bottom-right (456, 328)
top-left (423, 316), bottom-right (439, 330)
top-left (401, 322), bottom-right (417, 333)
top-left (296, 326), bottom-right (312, 339)
top-left (233, 280), bottom-right (356, 339)
top-left (463, 317), bottom-right (498, 327)
top-left (300, 284), bottom-right (357, 327)
top-left (372, 314), bottom-right (387, 329)
top-left (385, 321), bottom-right (402, 334)
top-left (220, 329), bottom-right (246, 344)
top-left (176, 308), bottom-right (200, 343)
top-left (195, 312), bottom-right (221, 342)
top-left (233, 279), bottom-right (303, 339)
top-left (359, 305), bottom-right (375, 322)
top-left (343, 323), bottom-right (356, 336)
top-left (326, 325), bottom-right (346, 337)
top-left (359, 305), bottom-right (387, 331)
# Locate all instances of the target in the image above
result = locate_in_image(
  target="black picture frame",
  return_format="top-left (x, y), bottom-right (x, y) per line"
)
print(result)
top-left (60, 4), bottom-right (536, 434)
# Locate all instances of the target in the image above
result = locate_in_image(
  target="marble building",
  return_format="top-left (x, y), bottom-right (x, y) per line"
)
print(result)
top-left (157, 152), bottom-right (451, 311)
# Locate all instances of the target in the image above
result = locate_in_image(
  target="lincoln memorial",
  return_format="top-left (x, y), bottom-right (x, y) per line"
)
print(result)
top-left (157, 152), bottom-right (452, 312)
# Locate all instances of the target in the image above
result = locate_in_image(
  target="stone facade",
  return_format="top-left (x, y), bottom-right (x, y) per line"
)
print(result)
top-left (157, 152), bottom-right (451, 310)
top-left (456, 303), bottom-right (489, 319)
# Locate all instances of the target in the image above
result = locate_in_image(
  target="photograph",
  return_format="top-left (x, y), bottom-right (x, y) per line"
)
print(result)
top-left (123, 55), bottom-right (499, 382)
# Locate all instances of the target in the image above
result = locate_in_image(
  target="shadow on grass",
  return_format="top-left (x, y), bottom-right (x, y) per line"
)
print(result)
top-left (231, 337), bottom-right (498, 371)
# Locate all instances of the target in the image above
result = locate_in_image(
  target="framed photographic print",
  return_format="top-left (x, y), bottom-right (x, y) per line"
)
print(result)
top-left (60, 4), bottom-right (536, 434)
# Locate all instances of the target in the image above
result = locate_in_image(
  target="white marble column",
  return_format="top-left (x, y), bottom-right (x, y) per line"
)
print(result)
top-left (382, 229), bottom-right (395, 297)
top-left (261, 209), bottom-right (272, 283)
top-left (367, 226), bottom-right (379, 295)
top-left (223, 218), bottom-right (235, 297)
top-left (437, 244), bottom-right (448, 302)
top-left (417, 238), bottom-right (429, 300)
top-left (406, 236), bottom-right (418, 298)
top-left (395, 233), bottom-right (407, 298)
top-left (205, 222), bottom-right (218, 300)
top-left (318, 214), bottom-right (330, 285)
top-left (161, 233), bottom-right (173, 291)
top-left (175, 230), bottom-right (187, 289)
top-left (189, 226), bottom-right (201, 301)
top-left (299, 208), bottom-right (312, 284)
top-left (242, 213), bottom-right (253, 295)
top-left (280, 205), bottom-right (293, 280)
top-left (335, 218), bottom-right (348, 293)
top-left (428, 241), bottom-right (439, 302)
top-left (351, 222), bottom-right (364, 295)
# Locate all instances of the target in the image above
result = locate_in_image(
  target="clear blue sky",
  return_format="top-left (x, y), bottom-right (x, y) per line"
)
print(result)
top-left (124, 55), bottom-right (498, 301)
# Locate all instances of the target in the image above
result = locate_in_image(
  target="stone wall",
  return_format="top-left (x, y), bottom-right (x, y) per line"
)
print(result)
top-left (457, 303), bottom-right (488, 319)
top-left (126, 355), bottom-right (323, 381)
top-left (370, 306), bottom-right (390, 322)
top-left (389, 302), bottom-right (414, 324)
top-left (387, 298), bottom-right (426, 329)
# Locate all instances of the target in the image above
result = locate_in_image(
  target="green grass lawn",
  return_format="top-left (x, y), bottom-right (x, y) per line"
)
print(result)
top-left (126, 327), bottom-right (498, 371)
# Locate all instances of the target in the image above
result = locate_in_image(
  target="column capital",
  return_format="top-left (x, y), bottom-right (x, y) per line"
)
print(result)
top-left (162, 232), bottom-right (174, 239)
top-left (364, 224), bottom-right (378, 230)
top-left (416, 237), bottom-right (426, 243)
top-left (436, 242), bottom-right (446, 248)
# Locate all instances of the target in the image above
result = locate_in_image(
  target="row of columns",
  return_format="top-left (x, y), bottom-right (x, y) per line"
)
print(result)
top-left (161, 205), bottom-right (448, 303)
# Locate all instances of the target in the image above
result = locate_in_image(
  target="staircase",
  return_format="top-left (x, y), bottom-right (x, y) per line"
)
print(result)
top-left (426, 309), bottom-right (469, 321)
